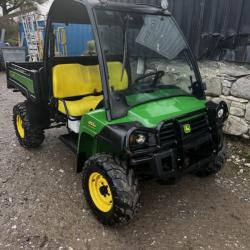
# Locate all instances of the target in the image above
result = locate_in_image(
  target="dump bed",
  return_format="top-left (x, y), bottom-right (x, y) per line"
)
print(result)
top-left (6, 62), bottom-right (44, 102)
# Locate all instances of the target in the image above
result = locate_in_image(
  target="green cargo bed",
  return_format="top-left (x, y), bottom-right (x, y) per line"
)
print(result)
top-left (6, 62), bottom-right (44, 102)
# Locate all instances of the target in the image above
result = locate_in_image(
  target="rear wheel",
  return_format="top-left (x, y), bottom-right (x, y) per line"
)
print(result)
top-left (83, 154), bottom-right (140, 226)
top-left (13, 102), bottom-right (45, 148)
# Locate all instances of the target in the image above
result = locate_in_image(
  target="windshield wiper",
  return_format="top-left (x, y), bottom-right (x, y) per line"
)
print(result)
top-left (121, 15), bottom-right (131, 81)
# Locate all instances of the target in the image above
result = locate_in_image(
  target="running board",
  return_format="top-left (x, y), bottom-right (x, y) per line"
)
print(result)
top-left (59, 133), bottom-right (78, 153)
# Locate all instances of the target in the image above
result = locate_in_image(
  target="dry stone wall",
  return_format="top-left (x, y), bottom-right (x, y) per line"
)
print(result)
top-left (199, 61), bottom-right (250, 139)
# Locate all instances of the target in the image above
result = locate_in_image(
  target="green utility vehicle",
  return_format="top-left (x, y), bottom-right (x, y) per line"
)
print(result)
top-left (7, 0), bottom-right (229, 225)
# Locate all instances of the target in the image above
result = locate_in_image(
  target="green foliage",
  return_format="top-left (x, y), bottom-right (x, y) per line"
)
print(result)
top-left (0, 20), bottom-right (18, 45)
top-left (0, 0), bottom-right (46, 16)
top-left (0, 0), bottom-right (46, 45)
top-left (245, 152), bottom-right (250, 161)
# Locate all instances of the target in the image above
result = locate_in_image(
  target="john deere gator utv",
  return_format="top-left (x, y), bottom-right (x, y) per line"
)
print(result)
top-left (6, 0), bottom-right (229, 225)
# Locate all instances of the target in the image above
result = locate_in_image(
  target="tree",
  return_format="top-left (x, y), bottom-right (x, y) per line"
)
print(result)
top-left (0, 0), bottom-right (46, 16)
top-left (0, 0), bottom-right (46, 45)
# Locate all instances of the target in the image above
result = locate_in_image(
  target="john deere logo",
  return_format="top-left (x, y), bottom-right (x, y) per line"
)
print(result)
top-left (183, 124), bottom-right (191, 134)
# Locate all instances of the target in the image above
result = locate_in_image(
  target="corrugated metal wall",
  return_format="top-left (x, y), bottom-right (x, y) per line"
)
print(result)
top-left (111, 0), bottom-right (250, 63)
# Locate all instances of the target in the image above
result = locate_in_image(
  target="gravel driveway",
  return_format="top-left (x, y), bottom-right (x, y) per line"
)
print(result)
top-left (0, 72), bottom-right (250, 250)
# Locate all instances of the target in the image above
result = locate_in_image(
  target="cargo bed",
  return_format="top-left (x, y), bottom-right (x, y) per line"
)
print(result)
top-left (6, 62), bottom-right (44, 102)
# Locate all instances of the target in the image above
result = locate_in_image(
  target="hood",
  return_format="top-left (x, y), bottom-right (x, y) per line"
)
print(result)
top-left (127, 96), bottom-right (206, 128)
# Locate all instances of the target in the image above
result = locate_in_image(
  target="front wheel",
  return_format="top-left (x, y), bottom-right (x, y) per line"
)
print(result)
top-left (82, 154), bottom-right (140, 226)
top-left (195, 148), bottom-right (226, 177)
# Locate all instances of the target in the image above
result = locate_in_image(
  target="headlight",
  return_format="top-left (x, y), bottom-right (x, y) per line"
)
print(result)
top-left (129, 130), bottom-right (156, 151)
top-left (135, 134), bottom-right (146, 145)
top-left (129, 133), bottom-right (147, 146)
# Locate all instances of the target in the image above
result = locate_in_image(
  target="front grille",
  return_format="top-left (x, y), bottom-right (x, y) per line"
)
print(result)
top-left (180, 113), bottom-right (210, 139)
top-left (159, 110), bottom-right (210, 146)
top-left (159, 121), bottom-right (176, 146)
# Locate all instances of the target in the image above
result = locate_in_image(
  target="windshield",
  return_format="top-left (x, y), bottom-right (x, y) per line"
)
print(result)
top-left (95, 10), bottom-right (201, 119)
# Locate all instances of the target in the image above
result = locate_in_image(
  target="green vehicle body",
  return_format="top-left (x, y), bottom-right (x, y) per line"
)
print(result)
top-left (9, 70), bottom-right (35, 94)
top-left (78, 95), bottom-right (206, 158)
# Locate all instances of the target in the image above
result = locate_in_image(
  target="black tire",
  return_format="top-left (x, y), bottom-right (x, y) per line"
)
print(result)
top-left (195, 148), bottom-right (226, 177)
top-left (82, 154), bottom-right (140, 226)
top-left (13, 102), bottom-right (45, 148)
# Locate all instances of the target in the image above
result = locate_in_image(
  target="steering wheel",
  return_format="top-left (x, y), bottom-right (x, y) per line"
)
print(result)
top-left (135, 71), bottom-right (165, 85)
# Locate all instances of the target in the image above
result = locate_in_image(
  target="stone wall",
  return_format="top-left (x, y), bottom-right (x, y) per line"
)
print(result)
top-left (199, 61), bottom-right (250, 139)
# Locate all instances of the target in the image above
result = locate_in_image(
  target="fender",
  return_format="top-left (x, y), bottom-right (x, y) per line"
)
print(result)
top-left (25, 101), bottom-right (50, 130)
top-left (77, 121), bottom-right (142, 172)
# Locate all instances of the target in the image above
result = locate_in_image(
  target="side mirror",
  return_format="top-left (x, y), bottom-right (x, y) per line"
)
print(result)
top-left (192, 81), bottom-right (206, 99)
top-left (202, 82), bottom-right (207, 91)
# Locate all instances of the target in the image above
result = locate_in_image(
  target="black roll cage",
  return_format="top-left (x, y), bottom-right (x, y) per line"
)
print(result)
top-left (44, 0), bottom-right (204, 121)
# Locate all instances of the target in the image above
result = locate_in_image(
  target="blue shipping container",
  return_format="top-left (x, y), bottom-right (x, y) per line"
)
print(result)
top-left (19, 21), bottom-right (94, 57)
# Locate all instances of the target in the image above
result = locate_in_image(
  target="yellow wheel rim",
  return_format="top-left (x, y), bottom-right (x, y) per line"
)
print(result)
top-left (16, 115), bottom-right (25, 139)
top-left (88, 172), bottom-right (113, 213)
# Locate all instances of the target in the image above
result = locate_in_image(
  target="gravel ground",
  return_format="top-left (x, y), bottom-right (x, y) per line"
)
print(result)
top-left (0, 72), bottom-right (250, 250)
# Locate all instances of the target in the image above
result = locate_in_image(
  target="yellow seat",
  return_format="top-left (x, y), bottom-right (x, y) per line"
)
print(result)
top-left (58, 95), bottom-right (103, 117)
top-left (53, 62), bottom-right (128, 117)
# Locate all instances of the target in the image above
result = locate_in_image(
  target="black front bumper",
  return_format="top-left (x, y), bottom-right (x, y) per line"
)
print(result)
top-left (128, 108), bottom-right (225, 180)
top-left (151, 148), bottom-right (213, 180)
top-left (130, 133), bottom-right (217, 180)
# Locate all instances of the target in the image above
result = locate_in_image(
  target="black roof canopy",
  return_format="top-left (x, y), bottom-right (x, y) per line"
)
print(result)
top-left (48, 0), bottom-right (170, 24)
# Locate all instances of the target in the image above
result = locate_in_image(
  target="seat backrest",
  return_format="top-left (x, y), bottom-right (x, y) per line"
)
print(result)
top-left (53, 63), bottom-right (94, 99)
top-left (53, 62), bottom-right (128, 99)
top-left (107, 62), bottom-right (128, 91)
top-left (85, 65), bottom-right (102, 93)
